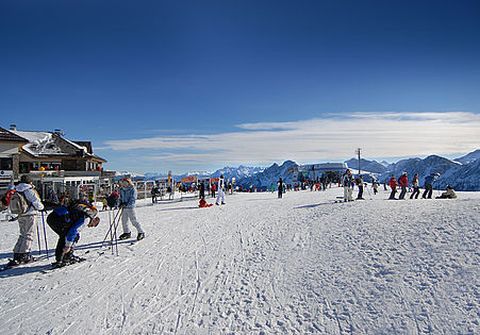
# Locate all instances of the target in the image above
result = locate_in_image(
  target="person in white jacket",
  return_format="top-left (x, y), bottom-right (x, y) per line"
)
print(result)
top-left (342, 169), bottom-right (354, 202)
top-left (8, 175), bottom-right (44, 266)
top-left (216, 175), bottom-right (226, 205)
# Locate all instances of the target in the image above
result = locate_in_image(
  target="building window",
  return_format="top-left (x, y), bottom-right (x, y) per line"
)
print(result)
top-left (20, 162), bottom-right (31, 173)
top-left (0, 158), bottom-right (13, 170)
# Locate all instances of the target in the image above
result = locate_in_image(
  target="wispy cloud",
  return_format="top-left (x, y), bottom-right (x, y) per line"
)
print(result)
top-left (104, 112), bottom-right (480, 167)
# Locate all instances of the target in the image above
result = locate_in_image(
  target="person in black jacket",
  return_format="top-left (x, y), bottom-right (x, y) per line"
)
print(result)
top-left (277, 178), bottom-right (284, 199)
top-left (199, 181), bottom-right (205, 200)
top-left (47, 199), bottom-right (100, 267)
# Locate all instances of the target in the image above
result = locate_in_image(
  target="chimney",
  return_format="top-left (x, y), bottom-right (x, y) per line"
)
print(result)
top-left (54, 129), bottom-right (64, 136)
top-left (10, 124), bottom-right (17, 131)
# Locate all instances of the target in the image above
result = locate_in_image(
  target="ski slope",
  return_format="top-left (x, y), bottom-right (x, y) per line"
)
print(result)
top-left (0, 188), bottom-right (479, 334)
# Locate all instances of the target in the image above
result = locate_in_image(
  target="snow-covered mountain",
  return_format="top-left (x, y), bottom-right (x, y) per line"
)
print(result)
top-left (114, 170), bottom-right (145, 180)
top-left (237, 160), bottom-right (298, 189)
top-left (144, 172), bottom-right (167, 180)
top-left (454, 149), bottom-right (480, 165)
top-left (378, 155), bottom-right (461, 185)
top-left (144, 166), bottom-right (263, 182)
top-left (379, 160), bottom-right (392, 168)
top-left (211, 165), bottom-right (264, 181)
top-left (436, 159), bottom-right (480, 191)
top-left (344, 158), bottom-right (388, 174)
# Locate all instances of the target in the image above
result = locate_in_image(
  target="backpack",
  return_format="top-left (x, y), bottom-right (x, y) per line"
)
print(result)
top-left (9, 191), bottom-right (30, 215)
top-left (106, 194), bottom-right (118, 208)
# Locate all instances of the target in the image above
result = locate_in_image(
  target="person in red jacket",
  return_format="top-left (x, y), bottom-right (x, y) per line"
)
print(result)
top-left (398, 172), bottom-right (409, 200)
top-left (388, 175), bottom-right (398, 200)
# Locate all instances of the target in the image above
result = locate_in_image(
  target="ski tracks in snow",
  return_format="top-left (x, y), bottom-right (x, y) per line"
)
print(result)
top-left (0, 190), bottom-right (479, 334)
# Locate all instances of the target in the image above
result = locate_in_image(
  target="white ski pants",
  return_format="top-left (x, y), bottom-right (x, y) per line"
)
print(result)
top-left (216, 189), bottom-right (225, 204)
top-left (121, 208), bottom-right (145, 234)
top-left (344, 186), bottom-right (353, 201)
top-left (14, 215), bottom-right (36, 254)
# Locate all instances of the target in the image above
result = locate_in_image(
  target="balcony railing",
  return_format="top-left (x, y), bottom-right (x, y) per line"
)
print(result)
top-left (28, 170), bottom-right (102, 177)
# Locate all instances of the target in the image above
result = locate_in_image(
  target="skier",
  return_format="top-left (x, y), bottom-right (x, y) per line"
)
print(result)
top-left (398, 172), bottom-right (409, 200)
top-left (47, 199), bottom-right (100, 267)
top-left (199, 181), bottom-right (205, 200)
top-left (118, 178), bottom-right (145, 241)
top-left (277, 178), bottom-right (284, 199)
top-left (101, 196), bottom-right (108, 211)
top-left (6, 175), bottom-right (44, 267)
top-left (388, 175), bottom-right (398, 200)
top-left (215, 175), bottom-right (226, 205)
top-left (198, 198), bottom-right (213, 208)
top-left (151, 184), bottom-right (160, 204)
top-left (211, 182), bottom-right (216, 199)
top-left (372, 180), bottom-right (379, 195)
top-left (342, 169), bottom-right (354, 202)
top-left (436, 186), bottom-right (457, 199)
top-left (422, 173), bottom-right (438, 199)
top-left (410, 173), bottom-right (420, 199)
top-left (43, 185), bottom-right (59, 210)
top-left (107, 189), bottom-right (120, 209)
top-left (355, 175), bottom-right (365, 200)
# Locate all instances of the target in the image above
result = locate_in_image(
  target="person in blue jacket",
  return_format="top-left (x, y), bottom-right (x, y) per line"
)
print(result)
top-left (422, 173), bottom-right (439, 199)
top-left (119, 178), bottom-right (145, 241)
top-left (47, 198), bottom-right (100, 267)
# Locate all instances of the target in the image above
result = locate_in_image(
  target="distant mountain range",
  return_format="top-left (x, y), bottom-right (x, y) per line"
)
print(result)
top-left (142, 149), bottom-right (480, 191)
top-left (351, 150), bottom-right (480, 191)
top-left (144, 165), bottom-right (264, 182)
top-left (235, 161), bottom-right (298, 190)
top-left (210, 165), bottom-right (265, 181)
top-left (377, 155), bottom-right (460, 182)
top-left (454, 149), bottom-right (480, 165)
top-left (344, 158), bottom-right (387, 174)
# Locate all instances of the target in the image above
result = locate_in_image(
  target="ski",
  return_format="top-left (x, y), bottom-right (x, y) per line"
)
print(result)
top-left (0, 255), bottom-right (46, 272)
top-left (40, 258), bottom-right (87, 273)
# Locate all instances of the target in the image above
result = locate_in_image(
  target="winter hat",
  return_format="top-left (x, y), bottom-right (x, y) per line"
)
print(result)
top-left (121, 178), bottom-right (133, 186)
top-left (20, 175), bottom-right (32, 184)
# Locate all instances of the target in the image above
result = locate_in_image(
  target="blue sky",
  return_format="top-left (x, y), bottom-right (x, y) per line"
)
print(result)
top-left (1, 0), bottom-right (479, 173)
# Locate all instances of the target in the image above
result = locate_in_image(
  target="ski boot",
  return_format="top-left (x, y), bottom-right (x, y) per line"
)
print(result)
top-left (119, 232), bottom-right (131, 240)
top-left (20, 253), bottom-right (35, 264)
top-left (137, 233), bottom-right (145, 241)
top-left (5, 253), bottom-right (22, 268)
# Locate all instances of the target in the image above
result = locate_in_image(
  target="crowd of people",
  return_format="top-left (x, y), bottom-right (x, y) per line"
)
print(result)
top-left (1, 176), bottom-right (145, 269)
top-left (0, 168), bottom-right (459, 270)
top-left (340, 169), bottom-right (457, 202)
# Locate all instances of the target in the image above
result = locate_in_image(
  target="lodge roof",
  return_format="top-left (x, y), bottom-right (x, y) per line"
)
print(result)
top-left (6, 128), bottom-right (107, 163)
top-left (0, 127), bottom-right (29, 143)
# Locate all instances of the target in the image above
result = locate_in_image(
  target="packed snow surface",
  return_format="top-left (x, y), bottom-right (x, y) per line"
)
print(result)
top-left (0, 188), bottom-right (479, 334)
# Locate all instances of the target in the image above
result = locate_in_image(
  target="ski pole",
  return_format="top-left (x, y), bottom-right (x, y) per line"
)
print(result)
top-left (41, 211), bottom-right (50, 260)
top-left (101, 207), bottom-right (124, 246)
top-left (112, 206), bottom-right (123, 256)
top-left (36, 219), bottom-right (42, 257)
top-left (109, 209), bottom-right (114, 255)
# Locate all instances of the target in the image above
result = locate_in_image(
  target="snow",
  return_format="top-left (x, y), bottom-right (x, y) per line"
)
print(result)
top-left (455, 149), bottom-right (480, 165)
top-left (11, 130), bottom-right (65, 156)
top-left (1, 188), bottom-right (479, 334)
